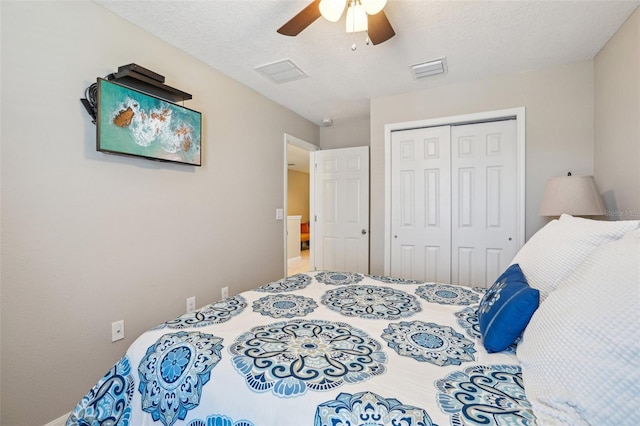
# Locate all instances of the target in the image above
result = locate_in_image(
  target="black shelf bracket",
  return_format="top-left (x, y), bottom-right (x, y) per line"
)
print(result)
top-left (81, 64), bottom-right (192, 124)
top-left (108, 64), bottom-right (192, 103)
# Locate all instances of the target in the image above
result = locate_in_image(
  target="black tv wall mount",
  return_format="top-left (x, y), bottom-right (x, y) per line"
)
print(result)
top-left (81, 64), bottom-right (192, 124)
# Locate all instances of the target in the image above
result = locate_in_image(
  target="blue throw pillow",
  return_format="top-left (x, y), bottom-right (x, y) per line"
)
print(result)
top-left (478, 264), bottom-right (540, 353)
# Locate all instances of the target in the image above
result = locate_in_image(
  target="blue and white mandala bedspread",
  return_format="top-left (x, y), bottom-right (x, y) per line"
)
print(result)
top-left (455, 306), bottom-right (517, 354)
top-left (382, 321), bottom-right (476, 366)
top-left (67, 355), bottom-right (135, 426)
top-left (186, 414), bottom-right (255, 426)
top-left (155, 295), bottom-right (247, 329)
top-left (230, 319), bottom-right (387, 397)
top-left (322, 284), bottom-right (422, 319)
top-left (367, 274), bottom-right (425, 285)
top-left (436, 364), bottom-right (535, 425)
top-left (256, 273), bottom-right (312, 292)
top-left (315, 270), bottom-right (364, 285)
top-left (315, 391), bottom-right (436, 426)
top-left (455, 306), bottom-right (481, 339)
top-left (417, 283), bottom-right (481, 305)
top-left (68, 271), bottom-right (534, 426)
top-left (138, 331), bottom-right (224, 426)
top-left (252, 294), bottom-right (318, 318)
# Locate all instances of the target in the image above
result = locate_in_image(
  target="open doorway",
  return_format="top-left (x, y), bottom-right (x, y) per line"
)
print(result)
top-left (284, 134), bottom-right (318, 277)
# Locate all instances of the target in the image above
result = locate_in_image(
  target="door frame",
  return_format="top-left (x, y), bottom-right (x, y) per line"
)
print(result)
top-left (383, 107), bottom-right (526, 276)
top-left (283, 133), bottom-right (319, 276)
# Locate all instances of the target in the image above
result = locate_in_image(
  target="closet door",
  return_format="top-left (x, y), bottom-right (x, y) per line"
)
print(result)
top-left (390, 119), bottom-right (519, 287)
top-left (390, 126), bottom-right (451, 282)
top-left (451, 120), bottom-right (518, 287)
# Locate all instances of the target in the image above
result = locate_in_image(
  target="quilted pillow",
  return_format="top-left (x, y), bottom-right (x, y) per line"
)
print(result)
top-left (511, 214), bottom-right (639, 302)
top-left (517, 229), bottom-right (640, 425)
top-left (477, 264), bottom-right (539, 353)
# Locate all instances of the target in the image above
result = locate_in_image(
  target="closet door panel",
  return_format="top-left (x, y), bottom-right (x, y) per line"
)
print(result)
top-left (391, 126), bottom-right (451, 282)
top-left (451, 120), bottom-right (518, 287)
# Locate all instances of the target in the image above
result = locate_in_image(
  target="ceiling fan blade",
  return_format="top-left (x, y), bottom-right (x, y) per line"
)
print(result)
top-left (277, 0), bottom-right (322, 36)
top-left (367, 10), bottom-right (395, 45)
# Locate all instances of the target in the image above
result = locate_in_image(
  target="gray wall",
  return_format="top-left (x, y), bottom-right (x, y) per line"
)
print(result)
top-left (320, 115), bottom-right (371, 149)
top-left (2, 1), bottom-right (638, 423)
top-left (594, 7), bottom-right (640, 220)
top-left (368, 61), bottom-right (596, 275)
top-left (0, 2), bottom-right (318, 424)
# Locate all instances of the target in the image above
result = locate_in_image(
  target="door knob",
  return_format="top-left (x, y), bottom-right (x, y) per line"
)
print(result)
top-left (361, 229), bottom-right (367, 235)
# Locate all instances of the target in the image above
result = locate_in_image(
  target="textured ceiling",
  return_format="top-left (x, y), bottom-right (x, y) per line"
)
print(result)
top-left (96, 0), bottom-right (639, 126)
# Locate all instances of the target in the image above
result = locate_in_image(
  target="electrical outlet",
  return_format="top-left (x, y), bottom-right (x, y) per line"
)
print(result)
top-left (186, 296), bottom-right (196, 313)
top-left (221, 286), bottom-right (229, 299)
top-left (111, 320), bottom-right (124, 342)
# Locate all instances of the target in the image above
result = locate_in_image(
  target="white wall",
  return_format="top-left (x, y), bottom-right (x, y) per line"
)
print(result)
top-left (594, 7), bottom-right (640, 220)
top-left (369, 61), bottom-right (595, 275)
top-left (0, 2), bottom-right (318, 424)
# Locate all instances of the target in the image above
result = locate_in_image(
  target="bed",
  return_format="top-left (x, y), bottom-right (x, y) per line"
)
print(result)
top-left (66, 215), bottom-right (640, 426)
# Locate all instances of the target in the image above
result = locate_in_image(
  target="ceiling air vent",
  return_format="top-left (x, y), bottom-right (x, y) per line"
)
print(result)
top-left (410, 58), bottom-right (447, 80)
top-left (255, 59), bottom-right (308, 84)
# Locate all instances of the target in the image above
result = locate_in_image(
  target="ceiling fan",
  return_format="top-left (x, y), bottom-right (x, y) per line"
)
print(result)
top-left (277, 0), bottom-right (395, 45)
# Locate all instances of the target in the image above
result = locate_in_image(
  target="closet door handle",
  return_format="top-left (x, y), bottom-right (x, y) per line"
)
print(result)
top-left (361, 229), bottom-right (367, 235)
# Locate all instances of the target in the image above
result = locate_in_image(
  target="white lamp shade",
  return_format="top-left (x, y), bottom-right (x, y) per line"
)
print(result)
top-left (539, 175), bottom-right (605, 216)
top-left (346, 3), bottom-right (368, 33)
top-left (319, 0), bottom-right (346, 22)
top-left (361, 0), bottom-right (387, 15)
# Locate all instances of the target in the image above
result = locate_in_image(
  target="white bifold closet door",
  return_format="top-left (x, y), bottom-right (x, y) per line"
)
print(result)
top-left (391, 125), bottom-right (452, 283)
top-left (390, 120), bottom-right (518, 288)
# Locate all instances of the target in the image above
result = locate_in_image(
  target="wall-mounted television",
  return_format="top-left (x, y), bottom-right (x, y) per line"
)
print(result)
top-left (97, 78), bottom-right (202, 166)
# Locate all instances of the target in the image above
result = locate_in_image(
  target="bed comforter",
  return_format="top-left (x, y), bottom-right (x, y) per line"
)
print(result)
top-left (67, 271), bottom-right (535, 426)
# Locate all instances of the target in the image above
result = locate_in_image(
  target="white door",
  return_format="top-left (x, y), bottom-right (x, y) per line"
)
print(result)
top-left (312, 146), bottom-right (369, 273)
top-left (390, 126), bottom-right (452, 282)
top-left (389, 119), bottom-right (519, 287)
top-left (451, 120), bottom-right (518, 287)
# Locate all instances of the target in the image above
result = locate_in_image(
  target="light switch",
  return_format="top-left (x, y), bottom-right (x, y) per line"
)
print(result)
top-left (276, 208), bottom-right (284, 220)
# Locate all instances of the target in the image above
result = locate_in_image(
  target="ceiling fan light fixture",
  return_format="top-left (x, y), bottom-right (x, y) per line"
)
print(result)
top-left (361, 0), bottom-right (386, 15)
top-left (319, 0), bottom-right (347, 22)
top-left (346, 1), bottom-right (368, 33)
top-left (277, 0), bottom-right (395, 45)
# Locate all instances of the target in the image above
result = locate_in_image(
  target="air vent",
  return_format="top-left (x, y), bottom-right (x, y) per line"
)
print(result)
top-left (410, 58), bottom-right (447, 80)
top-left (255, 59), bottom-right (308, 84)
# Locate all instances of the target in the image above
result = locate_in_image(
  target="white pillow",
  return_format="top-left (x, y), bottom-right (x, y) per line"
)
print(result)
top-left (511, 214), bottom-right (639, 302)
top-left (517, 229), bottom-right (640, 425)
